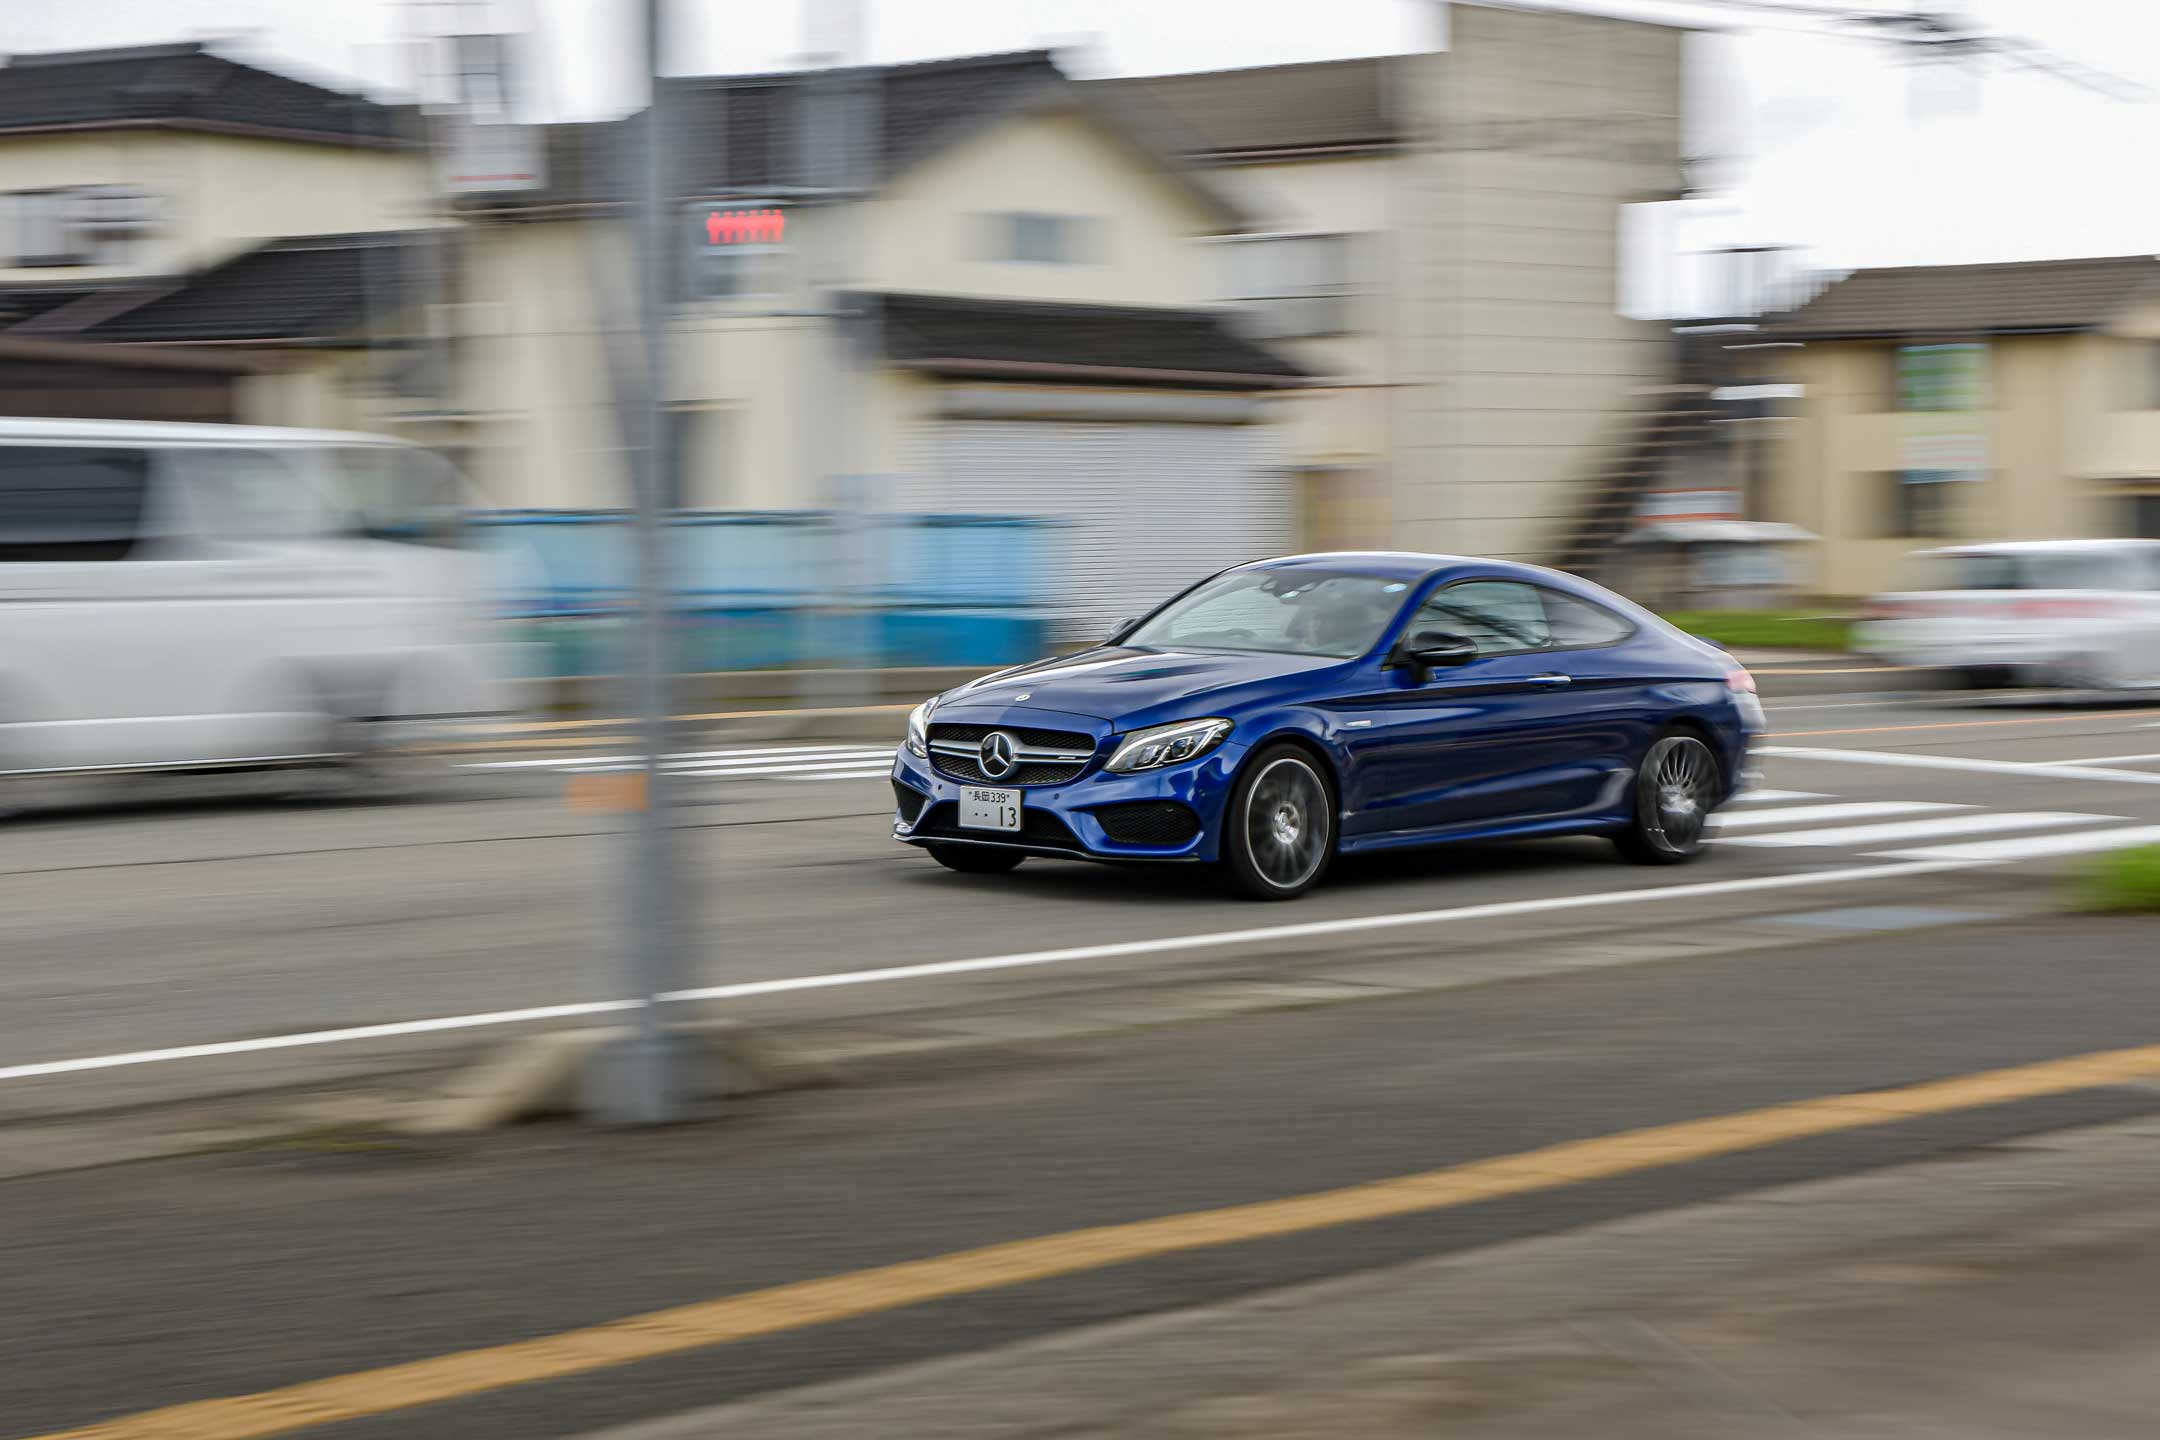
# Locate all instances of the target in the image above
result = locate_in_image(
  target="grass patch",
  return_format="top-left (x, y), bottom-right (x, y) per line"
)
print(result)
top-left (1660, 609), bottom-right (1852, 654)
top-left (2077, 845), bottom-right (2160, 914)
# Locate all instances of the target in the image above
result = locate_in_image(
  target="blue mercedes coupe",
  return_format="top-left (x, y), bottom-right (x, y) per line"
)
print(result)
top-left (891, 553), bottom-right (1764, 899)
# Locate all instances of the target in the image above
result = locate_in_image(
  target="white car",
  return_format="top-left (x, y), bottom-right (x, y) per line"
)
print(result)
top-left (0, 418), bottom-right (519, 807)
top-left (1854, 539), bottom-right (2160, 690)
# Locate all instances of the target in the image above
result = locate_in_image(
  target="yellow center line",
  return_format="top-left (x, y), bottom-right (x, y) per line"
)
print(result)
top-left (1770, 707), bottom-right (2160, 739)
top-left (30, 1040), bottom-right (2160, 1440)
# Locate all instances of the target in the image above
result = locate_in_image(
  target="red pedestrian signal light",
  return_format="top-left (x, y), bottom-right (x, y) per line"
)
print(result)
top-left (704, 207), bottom-right (785, 245)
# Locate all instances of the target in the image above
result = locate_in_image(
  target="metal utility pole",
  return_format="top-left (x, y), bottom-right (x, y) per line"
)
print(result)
top-left (586, 0), bottom-right (684, 1125)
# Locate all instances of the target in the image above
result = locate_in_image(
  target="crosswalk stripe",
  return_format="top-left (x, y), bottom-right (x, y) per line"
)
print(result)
top-left (463, 747), bottom-right (891, 774)
top-left (665, 755), bottom-right (894, 764)
top-left (672, 758), bottom-right (895, 778)
top-left (1708, 801), bottom-right (1959, 832)
top-left (1720, 811), bottom-right (2109, 849)
top-left (1883, 824), bottom-right (2160, 863)
top-left (1725, 788), bottom-right (1825, 805)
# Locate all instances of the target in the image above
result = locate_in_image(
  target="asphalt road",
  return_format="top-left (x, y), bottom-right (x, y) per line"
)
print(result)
top-left (7, 916), bottom-right (2160, 1439)
top-left (3, 689), bottom-right (2160, 1117)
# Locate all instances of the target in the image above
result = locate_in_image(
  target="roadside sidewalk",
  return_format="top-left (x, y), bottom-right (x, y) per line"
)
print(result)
top-left (595, 1113), bottom-right (2160, 1439)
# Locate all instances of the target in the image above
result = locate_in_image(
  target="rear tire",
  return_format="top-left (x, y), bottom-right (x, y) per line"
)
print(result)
top-left (1219, 744), bottom-right (1335, 900)
top-left (1613, 729), bottom-right (1721, 866)
top-left (926, 843), bottom-right (1026, 875)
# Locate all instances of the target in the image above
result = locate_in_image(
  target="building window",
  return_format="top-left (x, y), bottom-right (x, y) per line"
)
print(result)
top-left (1218, 233), bottom-right (1355, 338)
top-left (5, 185), bottom-right (157, 268)
top-left (1883, 470), bottom-right (1967, 539)
top-left (2123, 493), bottom-right (2160, 540)
top-left (2132, 341), bottom-right (2160, 410)
top-left (1896, 342), bottom-right (1987, 412)
top-left (983, 211), bottom-right (1095, 265)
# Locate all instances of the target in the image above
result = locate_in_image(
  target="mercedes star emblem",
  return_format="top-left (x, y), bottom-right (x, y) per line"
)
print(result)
top-left (979, 730), bottom-right (1018, 779)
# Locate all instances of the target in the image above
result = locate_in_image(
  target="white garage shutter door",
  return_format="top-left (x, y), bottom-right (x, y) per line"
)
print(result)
top-left (907, 420), bottom-right (1293, 642)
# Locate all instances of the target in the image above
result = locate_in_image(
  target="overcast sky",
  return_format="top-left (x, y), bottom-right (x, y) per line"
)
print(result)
top-left (3, 0), bottom-right (2157, 287)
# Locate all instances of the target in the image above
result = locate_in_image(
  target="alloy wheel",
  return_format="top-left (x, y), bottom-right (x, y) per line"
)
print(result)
top-left (1245, 755), bottom-right (1330, 891)
top-left (1638, 734), bottom-right (1718, 854)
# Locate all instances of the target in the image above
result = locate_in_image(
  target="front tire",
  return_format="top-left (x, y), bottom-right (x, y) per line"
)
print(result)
top-left (1219, 745), bottom-right (1335, 900)
top-left (926, 843), bottom-right (1026, 875)
top-left (1613, 729), bottom-right (1721, 865)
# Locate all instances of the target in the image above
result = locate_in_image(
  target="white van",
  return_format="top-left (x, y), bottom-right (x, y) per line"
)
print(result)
top-left (1854, 539), bottom-right (2160, 689)
top-left (0, 419), bottom-right (516, 800)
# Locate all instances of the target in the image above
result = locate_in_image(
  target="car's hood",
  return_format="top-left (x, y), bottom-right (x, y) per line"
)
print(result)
top-left (939, 646), bottom-right (1343, 724)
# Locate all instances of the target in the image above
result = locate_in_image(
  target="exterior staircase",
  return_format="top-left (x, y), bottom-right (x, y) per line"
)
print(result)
top-left (1548, 378), bottom-right (1721, 582)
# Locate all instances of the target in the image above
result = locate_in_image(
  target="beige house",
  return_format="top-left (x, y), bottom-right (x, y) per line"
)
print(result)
top-left (1769, 253), bottom-right (2160, 597)
top-left (451, 51), bottom-right (1309, 636)
top-left (0, 42), bottom-right (443, 425)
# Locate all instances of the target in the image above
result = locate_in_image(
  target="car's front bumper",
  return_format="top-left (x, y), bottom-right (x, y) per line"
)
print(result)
top-left (890, 742), bottom-right (1247, 864)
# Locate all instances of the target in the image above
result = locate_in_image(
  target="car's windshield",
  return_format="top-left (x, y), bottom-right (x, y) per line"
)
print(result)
top-left (1123, 568), bottom-right (1410, 658)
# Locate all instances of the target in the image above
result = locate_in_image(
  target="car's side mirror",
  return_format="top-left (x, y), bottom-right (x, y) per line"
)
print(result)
top-left (1396, 629), bottom-right (1479, 676)
top-left (1109, 616), bottom-right (1138, 643)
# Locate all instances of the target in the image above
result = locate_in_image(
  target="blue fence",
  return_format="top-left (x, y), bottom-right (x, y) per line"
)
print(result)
top-left (468, 510), bottom-right (1063, 676)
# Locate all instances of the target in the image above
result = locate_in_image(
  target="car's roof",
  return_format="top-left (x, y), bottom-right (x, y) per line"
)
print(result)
top-left (0, 417), bottom-right (410, 448)
top-left (1918, 538), bottom-right (2160, 556)
top-left (1241, 551), bottom-right (1588, 585)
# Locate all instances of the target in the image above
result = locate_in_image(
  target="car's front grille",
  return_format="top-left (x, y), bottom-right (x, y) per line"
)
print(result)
top-left (932, 755), bottom-right (1088, 786)
top-left (928, 722), bottom-right (1094, 751)
top-left (926, 722), bottom-right (1096, 787)
top-left (1091, 800), bottom-right (1202, 847)
top-left (907, 802), bottom-right (1087, 853)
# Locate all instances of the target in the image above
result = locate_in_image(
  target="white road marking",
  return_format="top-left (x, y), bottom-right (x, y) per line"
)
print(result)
top-left (1721, 811), bottom-right (2109, 849)
top-left (1884, 824), bottom-right (2160, 863)
top-left (1758, 745), bottom-right (2160, 787)
top-left (667, 757), bottom-right (896, 778)
top-left (1761, 697), bottom-right (1909, 712)
top-left (1708, 801), bottom-right (1959, 832)
top-left (0, 857), bottom-right (1981, 1085)
top-left (467, 745), bottom-right (893, 771)
top-left (2044, 752), bottom-right (2160, 768)
top-left (1724, 788), bottom-right (1825, 805)
top-left (464, 746), bottom-right (896, 780)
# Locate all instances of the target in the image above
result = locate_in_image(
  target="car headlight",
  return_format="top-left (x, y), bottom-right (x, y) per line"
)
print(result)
top-left (1105, 717), bottom-right (1232, 773)
top-left (905, 699), bottom-right (933, 759)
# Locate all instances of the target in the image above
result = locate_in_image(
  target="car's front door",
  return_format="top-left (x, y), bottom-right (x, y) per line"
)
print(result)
top-left (1334, 580), bottom-right (1635, 839)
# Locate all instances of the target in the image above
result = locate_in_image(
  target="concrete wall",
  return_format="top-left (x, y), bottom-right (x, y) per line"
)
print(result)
top-left (0, 130), bottom-right (431, 284)
top-left (1770, 331), bottom-right (2160, 597)
top-left (1394, 3), bottom-right (1684, 560)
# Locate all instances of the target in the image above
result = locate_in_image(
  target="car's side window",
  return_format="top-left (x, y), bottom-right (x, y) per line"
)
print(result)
top-left (1538, 588), bottom-right (1635, 648)
top-left (1413, 580), bottom-right (1550, 657)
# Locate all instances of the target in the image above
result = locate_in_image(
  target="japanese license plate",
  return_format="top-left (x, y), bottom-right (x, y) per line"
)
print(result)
top-left (959, 786), bottom-right (1021, 831)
